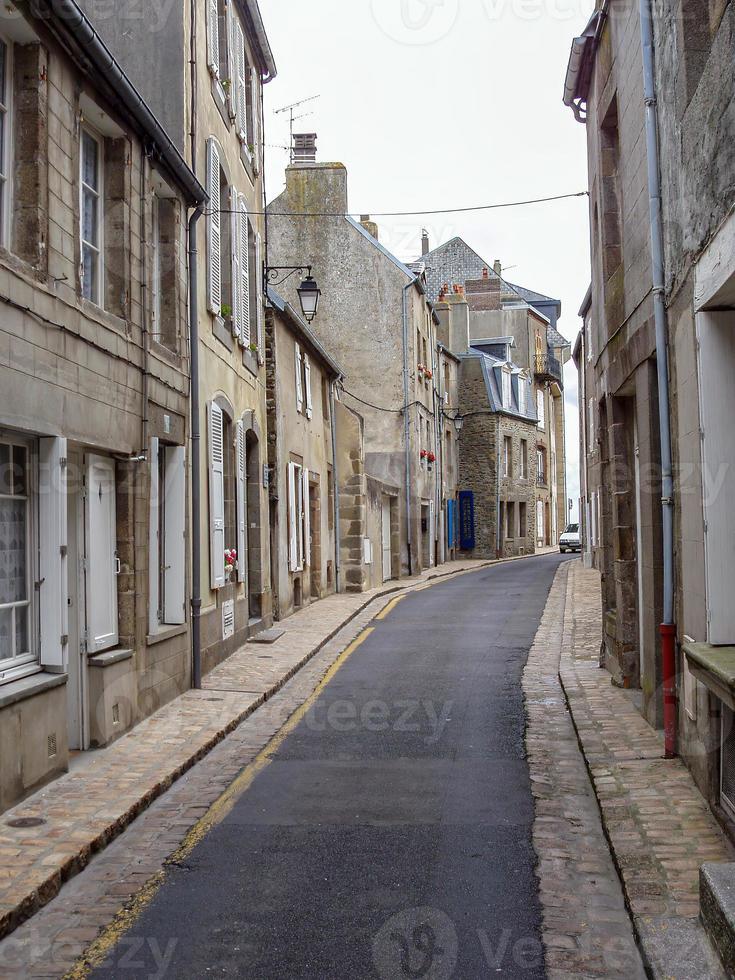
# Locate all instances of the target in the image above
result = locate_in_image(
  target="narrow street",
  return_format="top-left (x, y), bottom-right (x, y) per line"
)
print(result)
top-left (84, 555), bottom-right (572, 979)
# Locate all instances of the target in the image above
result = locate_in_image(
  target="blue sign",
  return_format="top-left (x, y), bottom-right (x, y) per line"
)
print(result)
top-left (459, 491), bottom-right (475, 550)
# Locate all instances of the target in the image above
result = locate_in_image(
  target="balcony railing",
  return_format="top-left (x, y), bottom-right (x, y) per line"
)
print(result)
top-left (534, 349), bottom-right (563, 385)
top-left (536, 473), bottom-right (547, 487)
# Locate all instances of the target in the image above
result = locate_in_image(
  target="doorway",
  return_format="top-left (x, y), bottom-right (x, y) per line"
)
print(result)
top-left (381, 496), bottom-right (392, 582)
top-left (66, 450), bottom-right (88, 751)
top-left (309, 476), bottom-right (321, 599)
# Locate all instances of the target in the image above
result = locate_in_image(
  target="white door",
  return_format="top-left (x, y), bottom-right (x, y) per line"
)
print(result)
top-left (67, 456), bottom-right (88, 750)
top-left (536, 499), bottom-right (544, 548)
top-left (85, 455), bottom-right (119, 653)
top-left (381, 498), bottom-right (392, 582)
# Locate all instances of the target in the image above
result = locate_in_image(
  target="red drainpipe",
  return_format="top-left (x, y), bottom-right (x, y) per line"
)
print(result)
top-left (661, 623), bottom-right (677, 758)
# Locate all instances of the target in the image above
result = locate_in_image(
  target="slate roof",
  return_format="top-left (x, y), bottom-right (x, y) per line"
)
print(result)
top-left (421, 237), bottom-right (570, 347)
top-left (460, 346), bottom-right (537, 422)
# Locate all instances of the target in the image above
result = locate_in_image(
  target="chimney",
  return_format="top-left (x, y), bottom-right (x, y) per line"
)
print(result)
top-left (464, 272), bottom-right (502, 311)
top-left (360, 214), bottom-right (379, 241)
top-left (434, 283), bottom-right (469, 354)
top-left (493, 259), bottom-right (502, 276)
top-left (293, 132), bottom-right (317, 164)
top-left (421, 228), bottom-right (430, 256)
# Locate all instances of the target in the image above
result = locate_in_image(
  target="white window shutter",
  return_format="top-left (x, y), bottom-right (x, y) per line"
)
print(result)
top-left (238, 196), bottom-right (250, 345)
top-left (230, 185), bottom-right (241, 342)
top-left (250, 66), bottom-right (260, 169)
top-left (255, 232), bottom-right (264, 363)
top-left (235, 420), bottom-right (247, 585)
top-left (207, 0), bottom-right (219, 76)
top-left (85, 455), bottom-right (119, 653)
top-left (304, 354), bottom-right (313, 419)
top-left (295, 344), bottom-right (303, 413)
top-left (163, 446), bottom-right (187, 625)
top-left (39, 437), bottom-right (68, 669)
top-left (206, 139), bottom-right (222, 315)
top-left (148, 437), bottom-right (160, 635)
top-left (234, 19), bottom-right (247, 141)
top-left (208, 402), bottom-right (226, 589)
top-left (302, 469), bottom-right (311, 567)
top-left (288, 462), bottom-right (298, 572)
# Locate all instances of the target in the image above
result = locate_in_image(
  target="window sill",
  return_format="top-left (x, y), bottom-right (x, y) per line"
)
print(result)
top-left (78, 296), bottom-right (128, 337)
top-left (88, 647), bottom-right (134, 668)
top-left (242, 346), bottom-right (259, 376)
top-left (239, 142), bottom-right (257, 183)
top-left (212, 314), bottom-right (234, 351)
top-left (0, 670), bottom-right (67, 709)
top-left (211, 77), bottom-right (233, 129)
top-left (684, 640), bottom-right (735, 711)
top-left (146, 623), bottom-right (188, 647)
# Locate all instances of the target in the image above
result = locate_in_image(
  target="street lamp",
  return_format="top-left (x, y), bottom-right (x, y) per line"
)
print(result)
top-left (296, 273), bottom-right (321, 323)
top-left (453, 415), bottom-right (464, 434)
top-left (265, 264), bottom-right (321, 323)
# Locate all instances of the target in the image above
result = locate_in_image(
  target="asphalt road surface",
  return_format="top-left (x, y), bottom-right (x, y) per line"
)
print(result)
top-left (91, 554), bottom-right (572, 980)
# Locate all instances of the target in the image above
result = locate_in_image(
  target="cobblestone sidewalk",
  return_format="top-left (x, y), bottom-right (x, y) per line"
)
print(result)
top-left (524, 561), bottom-right (647, 978)
top-left (0, 557), bottom-right (498, 944)
top-left (559, 560), bottom-right (733, 978)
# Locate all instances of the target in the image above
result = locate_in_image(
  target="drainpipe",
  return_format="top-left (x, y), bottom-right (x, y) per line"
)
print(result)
top-left (189, 204), bottom-right (205, 689)
top-left (329, 378), bottom-right (341, 593)
top-left (496, 418), bottom-right (502, 558)
top-left (639, 0), bottom-right (676, 757)
top-left (402, 280), bottom-right (416, 576)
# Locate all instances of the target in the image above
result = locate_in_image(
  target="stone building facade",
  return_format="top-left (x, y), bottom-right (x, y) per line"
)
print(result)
top-left (0, 0), bottom-right (204, 811)
top-left (563, 4), bottom-right (664, 728)
top-left (267, 161), bottom-right (458, 581)
top-left (80, 0), bottom-right (279, 672)
top-left (265, 287), bottom-right (341, 619)
top-left (565, 0), bottom-right (735, 834)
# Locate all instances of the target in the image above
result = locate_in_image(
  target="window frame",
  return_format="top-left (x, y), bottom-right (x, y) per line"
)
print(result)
top-left (520, 439), bottom-right (528, 479)
top-left (0, 436), bottom-right (39, 684)
top-left (536, 388), bottom-right (545, 430)
top-left (503, 434), bottom-right (512, 478)
top-left (151, 193), bottom-right (162, 336)
top-left (80, 124), bottom-right (105, 306)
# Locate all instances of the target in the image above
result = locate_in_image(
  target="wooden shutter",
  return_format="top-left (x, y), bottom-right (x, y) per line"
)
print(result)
top-left (207, 0), bottom-right (219, 76)
top-left (304, 353), bottom-right (313, 419)
top-left (302, 468), bottom-right (311, 567)
top-left (208, 402), bottom-right (226, 589)
top-left (148, 437), bottom-right (160, 635)
top-left (238, 196), bottom-right (250, 345)
top-left (206, 139), bottom-right (222, 315)
top-left (235, 420), bottom-right (247, 585)
top-left (85, 455), bottom-right (118, 653)
top-left (163, 446), bottom-right (186, 625)
top-left (255, 232), bottom-right (264, 362)
top-left (288, 462), bottom-right (298, 571)
top-left (295, 344), bottom-right (303, 412)
top-left (39, 437), bottom-right (68, 669)
top-left (230, 185), bottom-right (241, 342)
top-left (234, 19), bottom-right (247, 141)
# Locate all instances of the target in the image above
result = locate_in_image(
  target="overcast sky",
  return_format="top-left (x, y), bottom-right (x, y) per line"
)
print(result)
top-left (261, 0), bottom-right (593, 521)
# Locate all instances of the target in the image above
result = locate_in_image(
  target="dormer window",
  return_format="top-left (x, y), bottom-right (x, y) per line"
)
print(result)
top-left (501, 367), bottom-right (511, 410)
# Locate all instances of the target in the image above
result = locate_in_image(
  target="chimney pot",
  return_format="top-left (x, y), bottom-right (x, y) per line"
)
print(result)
top-left (293, 132), bottom-right (317, 164)
top-left (482, 267), bottom-right (489, 279)
top-left (421, 228), bottom-right (430, 256)
top-left (493, 259), bottom-right (502, 276)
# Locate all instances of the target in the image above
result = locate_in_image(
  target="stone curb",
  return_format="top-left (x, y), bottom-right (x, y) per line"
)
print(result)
top-left (0, 551), bottom-right (554, 943)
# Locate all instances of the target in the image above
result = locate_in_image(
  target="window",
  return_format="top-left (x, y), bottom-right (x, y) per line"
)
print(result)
top-left (537, 448), bottom-right (546, 484)
top-left (536, 499), bottom-right (544, 542)
top-left (519, 502), bottom-right (527, 538)
top-left (520, 439), bottom-right (528, 479)
top-left (506, 502), bottom-right (515, 540)
top-left (501, 369), bottom-right (511, 409)
top-left (0, 39), bottom-right (10, 244)
top-left (294, 343), bottom-right (312, 417)
top-left (81, 127), bottom-right (103, 304)
top-left (0, 440), bottom-right (33, 678)
top-left (149, 439), bottom-right (186, 633)
top-left (208, 402), bottom-right (247, 589)
top-left (288, 461), bottom-right (310, 572)
top-left (150, 194), bottom-right (180, 351)
top-left (206, 0), bottom-right (229, 84)
top-left (537, 389), bottom-right (545, 429)
top-left (151, 195), bottom-right (161, 332)
top-left (503, 435), bottom-right (512, 478)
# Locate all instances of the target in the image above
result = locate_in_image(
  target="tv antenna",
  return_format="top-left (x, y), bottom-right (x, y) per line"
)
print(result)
top-left (274, 95), bottom-right (321, 163)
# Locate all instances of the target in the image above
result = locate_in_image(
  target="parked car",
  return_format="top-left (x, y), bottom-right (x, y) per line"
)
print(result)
top-left (559, 523), bottom-right (581, 553)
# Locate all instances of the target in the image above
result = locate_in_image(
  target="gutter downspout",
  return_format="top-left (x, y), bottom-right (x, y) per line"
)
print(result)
top-left (329, 379), bottom-right (341, 593)
top-left (496, 418), bottom-right (502, 558)
top-left (402, 280), bottom-right (416, 576)
top-left (189, 204), bottom-right (205, 689)
top-left (639, 0), bottom-right (676, 757)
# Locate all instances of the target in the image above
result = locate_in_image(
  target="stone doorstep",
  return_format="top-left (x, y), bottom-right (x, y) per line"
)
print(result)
top-left (3, 553), bottom-right (548, 944)
top-left (701, 863), bottom-right (735, 976)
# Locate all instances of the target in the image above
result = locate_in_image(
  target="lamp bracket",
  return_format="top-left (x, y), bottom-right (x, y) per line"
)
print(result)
top-left (264, 265), bottom-right (313, 288)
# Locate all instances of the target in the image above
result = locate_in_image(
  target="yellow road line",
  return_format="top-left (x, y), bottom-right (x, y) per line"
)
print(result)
top-left (66, 625), bottom-right (375, 979)
top-left (375, 594), bottom-right (405, 620)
